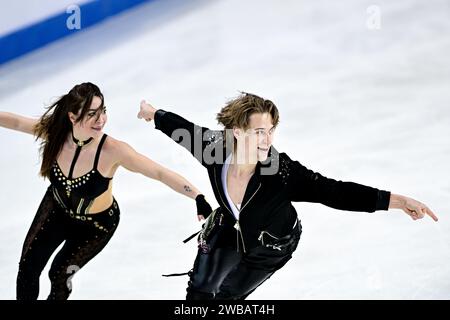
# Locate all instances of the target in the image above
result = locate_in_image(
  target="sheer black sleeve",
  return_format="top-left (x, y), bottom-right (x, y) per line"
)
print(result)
top-left (280, 153), bottom-right (390, 212)
top-left (154, 110), bottom-right (224, 168)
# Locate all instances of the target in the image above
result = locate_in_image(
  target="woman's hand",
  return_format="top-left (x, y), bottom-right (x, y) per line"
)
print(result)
top-left (389, 193), bottom-right (438, 221)
top-left (137, 100), bottom-right (157, 122)
top-left (196, 194), bottom-right (213, 221)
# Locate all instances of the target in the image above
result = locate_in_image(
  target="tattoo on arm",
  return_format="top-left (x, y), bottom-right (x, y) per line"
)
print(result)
top-left (184, 185), bottom-right (192, 192)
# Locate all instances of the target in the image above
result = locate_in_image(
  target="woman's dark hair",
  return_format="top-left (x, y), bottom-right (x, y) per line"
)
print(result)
top-left (34, 82), bottom-right (104, 178)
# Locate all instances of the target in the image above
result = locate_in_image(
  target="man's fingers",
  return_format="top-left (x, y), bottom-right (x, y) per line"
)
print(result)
top-left (138, 100), bottom-right (146, 119)
top-left (425, 207), bottom-right (439, 222)
top-left (407, 206), bottom-right (438, 222)
top-left (138, 100), bottom-right (155, 122)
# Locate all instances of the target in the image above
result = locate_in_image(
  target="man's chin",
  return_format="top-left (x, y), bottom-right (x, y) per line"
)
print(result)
top-left (257, 151), bottom-right (269, 162)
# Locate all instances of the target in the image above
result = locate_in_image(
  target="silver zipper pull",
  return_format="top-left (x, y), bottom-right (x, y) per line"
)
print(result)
top-left (258, 231), bottom-right (265, 246)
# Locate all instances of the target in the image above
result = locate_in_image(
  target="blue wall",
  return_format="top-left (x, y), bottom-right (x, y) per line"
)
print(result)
top-left (0, 0), bottom-right (154, 65)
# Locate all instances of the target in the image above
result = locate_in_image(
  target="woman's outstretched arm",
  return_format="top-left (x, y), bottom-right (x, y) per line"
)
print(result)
top-left (0, 112), bottom-right (38, 135)
top-left (113, 138), bottom-right (212, 219)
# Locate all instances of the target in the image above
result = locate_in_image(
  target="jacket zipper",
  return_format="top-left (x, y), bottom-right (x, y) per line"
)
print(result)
top-left (258, 230), bottom-right (280, 246)
top-left (258, 220), bottom-right (298, 245)
top-left (214, 167), bottom-right (244, 252)
top-left (239, 183), bottom-right (261, 213)
top-left (213, 167), bottom-right (234, 217)
top-left (214, 167), bottom-right (261, 253)
top-left (236, 182), bottom-right (261, 253)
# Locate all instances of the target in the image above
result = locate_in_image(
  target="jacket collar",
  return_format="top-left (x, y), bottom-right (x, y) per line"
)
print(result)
top-left (212, 146), bottom-right (279, 216)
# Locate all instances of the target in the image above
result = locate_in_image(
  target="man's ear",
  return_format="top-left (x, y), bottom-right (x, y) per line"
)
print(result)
top-left (233, 127), bottom-right (242, 140)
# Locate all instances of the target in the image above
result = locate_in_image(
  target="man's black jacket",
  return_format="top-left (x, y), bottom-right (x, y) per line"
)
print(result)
top-left (154, 110), bottom-right (391, 252)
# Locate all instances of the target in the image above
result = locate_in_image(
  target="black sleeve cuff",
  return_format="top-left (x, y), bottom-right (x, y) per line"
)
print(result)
top-left (154, 109), bottom-right (167, 130)
top-left (375, 190), bottom-right (391, 211)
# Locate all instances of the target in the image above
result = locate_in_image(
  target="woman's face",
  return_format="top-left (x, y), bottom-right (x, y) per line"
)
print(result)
top-left (70, 96), bottom-right (107, 139)
top-left (234, 112), bottom-right (275, 163)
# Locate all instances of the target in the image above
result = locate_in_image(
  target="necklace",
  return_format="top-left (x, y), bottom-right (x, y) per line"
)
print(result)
top-left (63, 132), bottom-right (94, 197)
top-left (71, 131), bottom-right (93, 147)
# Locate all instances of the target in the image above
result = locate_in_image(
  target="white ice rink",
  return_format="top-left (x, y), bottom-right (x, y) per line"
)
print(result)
top-left (0, 0), bottom-right (449, 299)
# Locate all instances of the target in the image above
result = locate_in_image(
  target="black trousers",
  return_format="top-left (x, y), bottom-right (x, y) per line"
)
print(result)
top-left (16, 187), bottom-right (120, 300)
top-left (186, 221), bottom-right (301, 300)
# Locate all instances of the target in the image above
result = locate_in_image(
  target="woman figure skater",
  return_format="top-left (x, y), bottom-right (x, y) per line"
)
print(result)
top-left (138, 92), bottom-right (438, 300)
top-left (0, 82), bottom-right (212, 300)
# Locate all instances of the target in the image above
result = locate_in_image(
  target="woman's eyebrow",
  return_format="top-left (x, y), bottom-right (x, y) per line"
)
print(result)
top-left (88, 107), bottom-right (104, 112)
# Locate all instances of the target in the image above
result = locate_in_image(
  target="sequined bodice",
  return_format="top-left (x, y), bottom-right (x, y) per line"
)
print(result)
top-left (49, 134), bottom-right (112, 214)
